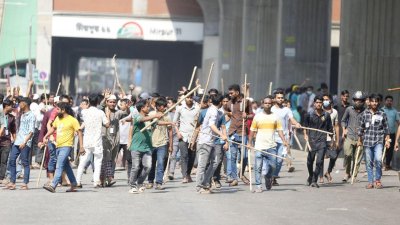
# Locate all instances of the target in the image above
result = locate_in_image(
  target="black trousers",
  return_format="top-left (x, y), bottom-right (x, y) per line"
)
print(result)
top-left (307, 147), bottom-right (326, 183)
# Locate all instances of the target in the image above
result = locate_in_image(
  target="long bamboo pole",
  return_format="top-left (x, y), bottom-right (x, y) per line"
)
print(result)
top-left (351, 146), bottom-right (362, 184)
top-left (240, 74), bottom-right (247, 178)
top-left (140, 85), bottom-right (201, 132)
top-left (188, 66), bottom-right (197, 90)
top-left (387, 87), bottom-right (400, 91)
top-left (296, 126), bottom-right (334, 135)
top-left (55, 82), bottom-right (61, 96)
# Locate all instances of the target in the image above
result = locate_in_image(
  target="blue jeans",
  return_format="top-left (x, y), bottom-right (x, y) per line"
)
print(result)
top-left (51, 147), bottom-right (77, 188)
top-left (365, 144), bottom-right (383, 184)
top-left (9, 145), bottom-right (31, 184)
top-left (255, 148), bottom-right (277, 185)
top-left (47, 142), bottom-right (57, 173)
top-left (273, 142), bottom-right (284, 177)
top-left (229, 134), bottom-right (247, 180)
top-left (148, 145), bottom-right (167, 184)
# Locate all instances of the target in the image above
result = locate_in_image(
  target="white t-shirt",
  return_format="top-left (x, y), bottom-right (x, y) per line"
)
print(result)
top-left (119, 121), bottom-right (130, 145)
top-left (326, 108), bottom-right (338, 141)
top-left (271, 105), bottom-right (293, 143)
top-left (82, 106), bottom-right (109, 148)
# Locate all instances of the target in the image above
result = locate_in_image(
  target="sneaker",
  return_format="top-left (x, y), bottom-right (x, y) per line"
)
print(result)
top-left (155, 184), bottom-right (165, 190)
top-left (105, 179), bottom-right (116, 187)
top-left (138, 186), bottom-right (146, 193)
top-left (43, 184), bottom-right (55, 193)
top-left (255, 186), bottom-right (263, 193)
top-left (182, 177), bottom-right (188, 184)
top-left (145, 183), bottom-right (154, 189)
top-left (310, 182), bottom-right (320, 188)
top-left (168, 175), bottom-right (174, 181)
top-left (288, 166), bottom-right (295, 173)
top-left (264, 177), bottom-right (272, 190)
top-left (32, 162), bottom-right (41, 169)
top-left (128, 187), bottom-right (139, 194)
top-left (272, 178), bottom-right (279, 186)
top-left (229, 180), bottom-right (238, 186)
top-left (197, 188), bottom-right (211, 194)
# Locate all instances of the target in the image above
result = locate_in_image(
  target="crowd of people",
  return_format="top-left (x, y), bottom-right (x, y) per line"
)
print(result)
top-left (0, 80), bottom-right (399, 194)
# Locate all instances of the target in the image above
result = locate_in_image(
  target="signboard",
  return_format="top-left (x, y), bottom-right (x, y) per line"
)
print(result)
top-left (52, 15), bottom-right (204, 42)
top-left (33, 69), bottom-right (49, 85)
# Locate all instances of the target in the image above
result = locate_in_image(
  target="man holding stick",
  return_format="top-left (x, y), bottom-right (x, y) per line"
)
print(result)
top-left (0, 99), bottom-right (17, 184)
top-left (249, 96), bottom-right (289, 193)
top-left (173, 90), bottom-right (200, 183)
top-left (224, 84), bottom-right (253, 186)
top-left (128, 100), bottom-right (162, 194)
top-left (5, 97), bottom-right (36, 190)
top-left (303, 95), bottom-right (333, 188)
top-left (195, 94), bottom-right (227, 193)
top-left (146, 97), bottom-right (174, 190)
top-left (341, 91), bottom-right (366, 182)
top-left (271, 89), bottom-right (301, 186)
top-left (357, 94), bottom-right (390, 189)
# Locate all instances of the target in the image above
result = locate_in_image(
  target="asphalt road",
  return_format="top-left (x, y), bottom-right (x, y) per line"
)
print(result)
top-left (1, 149), bottom-right (399, 225)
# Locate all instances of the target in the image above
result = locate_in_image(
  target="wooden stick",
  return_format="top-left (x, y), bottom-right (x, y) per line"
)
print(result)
top-left (13, 48), bottom-right (19, 81)
top-left (140, 85), bottom-right (201, 132)
top-left (293, 131), bottom-right (304, 151)
top-left (188, 66), bottom-right (197, 90)
top-left (387, 87), bottom-right (400, 91)
top-left (36, 146), bottom-right (47, 187)
top-left (55, 82), bottom-right (61, 96)
top-left (351, 146), bottom-right (362, 184)
top-left (240, 74), bottom-right (247, 178)
top-left (201, 62), bottom-right (214, 103)
top-left (248, 145), bottom-right (253, 192)
top-left (163, 152), bottom-right (171, 184)
top-left (112, 55), bottom-right (125, 96)
top-left (297, 126), bottom-right (334, 135)
top-left (306, 140), bottom-right (312, 151)
top-left (381, 147), bottom-right (387, 164)
top-left (221, 78), bottom-right (224, 94)
top-left (268, 82), bottom-right (273, 95)
top-left (42, 80), bottom-right (48, 111)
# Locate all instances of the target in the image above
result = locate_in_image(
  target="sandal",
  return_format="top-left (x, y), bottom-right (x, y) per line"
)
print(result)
top-left (43, 184), bottom-right (56, 193)
top-left (366, 183), bottom-right (374, 189)
top-left (374, 180), bottom-right (383, 189)
top-left (342, 176), bottom-right (350, 182)
top-left (4, 183), bottom-right (16, 190)
top-left (20, 184), bottom-right (29, 190)
top-left (324, 172), bottom-right (333, 183)
top-left (241, 176), bottom-right (250, 185)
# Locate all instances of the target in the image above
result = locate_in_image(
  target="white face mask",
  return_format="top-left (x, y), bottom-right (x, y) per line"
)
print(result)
top-left (307, 91), bottom-right (312, 95)
top-left (323, 100), bottom-right (330, 108)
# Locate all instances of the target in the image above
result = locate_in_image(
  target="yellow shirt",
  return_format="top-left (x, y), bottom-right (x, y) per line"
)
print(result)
top-left (53, 115), bottom-right (80, 148)
top-left (250, 111), bottom-right (282, 150)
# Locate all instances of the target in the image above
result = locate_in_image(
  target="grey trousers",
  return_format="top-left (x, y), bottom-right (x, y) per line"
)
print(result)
top-left (196, 144), bottom-right (217, 188)
top-left (129, 151), bottom-right (152, 187)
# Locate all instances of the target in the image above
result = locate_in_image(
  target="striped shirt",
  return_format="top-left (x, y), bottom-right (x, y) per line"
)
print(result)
top-left (14, 111), bottom-right (36, 147)
top-left (250, 111), bottom-right (282, 150)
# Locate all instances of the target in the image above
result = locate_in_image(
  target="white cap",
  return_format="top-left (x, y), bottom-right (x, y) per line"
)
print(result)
top-left (107, 95), bottom-right (117, 101)
top-left (33, 94), bottom-right (40, 100)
